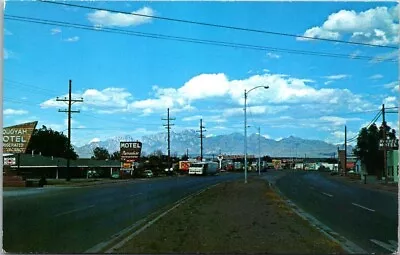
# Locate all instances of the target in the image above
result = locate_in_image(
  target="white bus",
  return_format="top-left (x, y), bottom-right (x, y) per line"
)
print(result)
top-left (188, 162), bottom-right (219, 176)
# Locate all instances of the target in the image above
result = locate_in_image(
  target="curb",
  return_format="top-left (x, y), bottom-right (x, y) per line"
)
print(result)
top-left (85, 182), bottom-right (222, 253)
top-left (266, 180), bottom-right (367, 254)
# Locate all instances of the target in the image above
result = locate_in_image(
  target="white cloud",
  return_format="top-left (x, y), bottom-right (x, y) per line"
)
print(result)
top-left (65, 36), bottom-right (79, 42)
top-left (41, 87), bottom-right (133, 110)
top-left (369, 74), bottom-right (384, 80)
top-left (349, 50), bottom-right (361, 59)
top-left (87, 7), bottom-right (154, 27)
top-left (4, 49), bottom-right (14, 60)
top-left (324, 74), bottom-right (350, 80)
top-left (51, 28), bottom-right (62, 35)
top-left (383, 96), bottom-right (397, 108)
top-left (324, 80), bottom-right (334, 85)
top-left (266, 52), bottom-right (281, 59)
top-left (370, 50), bottom-right (399, 63)
top-left (3, 109), bottom-right (28, 115)
top-left (298, 5), bottom-right (399, 46)
top-left (262, 69), bottom-right (270, 73)
top-left (127, 72), bottom-right (369, 115)
top-left (182, 115), bottom-right (203, 122)
top-left (384, 81), bottom-right (398, 89)
top-left (319, 116), bottom-right (361, 126)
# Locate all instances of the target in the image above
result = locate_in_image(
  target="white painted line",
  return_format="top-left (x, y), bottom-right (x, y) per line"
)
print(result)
top-left (321, 192), bottom-right (333, 197)
top-left (54, 205), bottom-right (95, 217)
top-left (351, 203), bottom-right (375, 212)
top-left (129, 193), bottom-right (143, 198)
top-left (370, 239), bottom-right (397, 253)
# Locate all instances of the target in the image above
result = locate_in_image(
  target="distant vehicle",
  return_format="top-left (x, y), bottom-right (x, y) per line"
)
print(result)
top-left (143, 170), bottom-right (153, 178)
top-left (234, 162), bottom-right (243, 171)
top-left (111, 172), bottom-right (120, 179)
top-left (178, 161), bottom-right (191, 172)
top-left (189, 162), bottom-right (219, 176)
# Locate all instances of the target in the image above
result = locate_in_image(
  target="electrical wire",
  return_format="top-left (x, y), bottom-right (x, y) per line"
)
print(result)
top-left (38, 0), bottom-right (398, 49)
top-left (4, 15), bottom-right (397, 63)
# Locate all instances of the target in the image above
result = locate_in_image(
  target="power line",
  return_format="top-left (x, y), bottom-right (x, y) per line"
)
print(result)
top-left (5, 15), bottom-right (397, 63)
top-left (38, 0), bottom-right (398, 50)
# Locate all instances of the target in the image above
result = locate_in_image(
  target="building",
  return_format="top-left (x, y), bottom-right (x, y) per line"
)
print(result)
top-left (387, 150), bottom-right (399, 183)
top-left (3, 154), bottom-right (121, 179)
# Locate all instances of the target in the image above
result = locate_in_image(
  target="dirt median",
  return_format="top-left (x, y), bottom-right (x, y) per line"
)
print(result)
top-left (114, 177), bottom-right (345, 254)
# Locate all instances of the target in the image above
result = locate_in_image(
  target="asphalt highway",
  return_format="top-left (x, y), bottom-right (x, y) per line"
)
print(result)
top-left (3, 172), bottom-right (243, 253)
top-left (273, 171), bottom-right (398, 254)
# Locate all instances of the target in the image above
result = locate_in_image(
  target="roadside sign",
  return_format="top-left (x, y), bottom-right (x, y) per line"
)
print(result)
top-left (120, 141), bottom-right (142, 169)
top-left (3, 121), bottom-right (38, 154)
top-left (379, 139), bottom-right (399, 150)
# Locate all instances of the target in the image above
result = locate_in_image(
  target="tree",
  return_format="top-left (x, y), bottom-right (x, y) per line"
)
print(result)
top-left (110, 151), bottom-right (120, 160)
top-left (92, 147), bottom-right (110, 160)
top-left (353, 122), bottom-right (397, 178)
top-left (26, 125), bottom-right (78, 159)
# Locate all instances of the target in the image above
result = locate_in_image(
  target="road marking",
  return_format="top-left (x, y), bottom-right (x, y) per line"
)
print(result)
top-left (370, 239), bottom-right (397, 253)
top-left (351, 203), bottom-right (375, 212)
top-left (54, 205), bottom-right (95, 217)
top-left (321, 192), bottom-right (333, 197)
top-left (129, 193), bottom-right (143, 198)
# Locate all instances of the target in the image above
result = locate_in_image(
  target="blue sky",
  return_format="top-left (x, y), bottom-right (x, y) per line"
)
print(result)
top-left (3, 1), bottom-right (399, 147)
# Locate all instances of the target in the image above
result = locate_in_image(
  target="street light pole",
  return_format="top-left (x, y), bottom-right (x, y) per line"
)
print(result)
top-left (258, 126), bottom-right (261, 176)
top-left (244, 89), bottom-right (248, 184)
top-left (244, 85), bottom-right (269, 184)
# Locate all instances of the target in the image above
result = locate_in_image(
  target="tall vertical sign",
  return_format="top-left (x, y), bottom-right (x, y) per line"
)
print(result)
top-left (120, 141), bottom-right (142, 170)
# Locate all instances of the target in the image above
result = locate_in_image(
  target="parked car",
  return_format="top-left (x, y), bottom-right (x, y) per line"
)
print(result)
top-left (143, 170), bottom-right (154, 178)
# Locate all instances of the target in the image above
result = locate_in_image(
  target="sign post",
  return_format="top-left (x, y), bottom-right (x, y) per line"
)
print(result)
top-left (3, 121), bottom-right (37, 154)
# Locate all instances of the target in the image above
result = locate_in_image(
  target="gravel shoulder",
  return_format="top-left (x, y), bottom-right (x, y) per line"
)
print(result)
top-left (115, 177), bottom-right (345, 254)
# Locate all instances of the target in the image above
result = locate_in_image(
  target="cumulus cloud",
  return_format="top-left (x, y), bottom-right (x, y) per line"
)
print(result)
top-left (87, 7), bottom-right (154, 27)
top-left (369, 74), bottom-right (384, 79)
top-left (383, 96), bottom-right (397, 108)
top-left (3, 109), bottom-right (28, 115)
top-left (127, 72), bottom-right (370, 115)
top-left (319, 116), bottom-right (361, 126)
top-left (40, 87), bottom-right (133, 110)
top-left (298, 5), bottom-right (399, 46)
top-left (51, 28), bottom-right (62, 35)
top-left (65, 36), bottom-right (79, 42)
top-left (324, 74), bottom-right (350, 80)
top-left (370, 50), bottom-right (399, 63)
top-left (266, 52), bottom-right (281, 59)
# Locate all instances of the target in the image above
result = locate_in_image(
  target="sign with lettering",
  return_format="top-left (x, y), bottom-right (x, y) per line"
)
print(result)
top-left (120, 141), bottom-right (142, 169)
top-left (3, 157), bottom-right (16, 166)
top-left (3, 121), bottom-right (38, 153)
top-left (379, 139), bottom-right (399, 150)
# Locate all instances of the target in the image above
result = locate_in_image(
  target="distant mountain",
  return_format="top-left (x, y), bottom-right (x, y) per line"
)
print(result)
top-left (73, 130), bottom-right (352, 159)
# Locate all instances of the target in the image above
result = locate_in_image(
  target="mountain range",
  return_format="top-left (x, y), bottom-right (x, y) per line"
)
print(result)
top-left (73, 130), bottom-right (352, 159)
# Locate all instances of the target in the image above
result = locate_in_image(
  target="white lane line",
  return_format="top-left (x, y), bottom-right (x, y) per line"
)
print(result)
top-left (370, 239), bottom-right (397, 253)
top-left (321, 192), bottom-right (333, 197)
top-left (351, 203), bottom-right (375, 212)
top-left (54, 205), bottom-right (95, 217)
top-left (129, 193), bottom-right (143, 198)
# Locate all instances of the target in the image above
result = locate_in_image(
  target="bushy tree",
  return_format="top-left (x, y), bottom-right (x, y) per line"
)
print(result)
top-left (353, 122), bottom-right (397, 178)
top-left (27, 125), bottom-right (78, 159)
top-left (92, 147), bottom-right (110, 160)
top-left (110, 151), bottom-right (120, 160)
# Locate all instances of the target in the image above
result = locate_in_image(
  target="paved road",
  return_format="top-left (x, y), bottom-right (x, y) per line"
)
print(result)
top-left (266, 170), bottom-right (398, 254)
top-left (3, 173), bottom-right (244, 253)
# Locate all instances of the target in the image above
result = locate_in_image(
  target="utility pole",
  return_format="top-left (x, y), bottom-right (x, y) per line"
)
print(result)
top-left (382, 104), bottom-right (387, 183)
top-left (57, 80), bottom-right (83, 181)
top-left (162, 108), bottom-right (175, 170)
top-left (197, 119), bottom-right (206, 161)
top-left (344, 125), bottom-right (347, 176)
top-left (258, 127), bottom-right (261, 175)
top-left (186, 148), bottom-right (189, 159)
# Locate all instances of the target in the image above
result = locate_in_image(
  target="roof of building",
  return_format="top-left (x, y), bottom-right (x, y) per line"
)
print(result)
top-left (4, 154), bottom-right (120, 168)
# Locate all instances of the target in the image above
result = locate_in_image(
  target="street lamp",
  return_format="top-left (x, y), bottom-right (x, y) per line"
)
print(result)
top-left (244, 85), bottom-right (269, 183)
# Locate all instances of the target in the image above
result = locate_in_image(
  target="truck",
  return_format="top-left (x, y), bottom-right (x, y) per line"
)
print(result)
top-left (178, 161), bottom-right (191, 172)
top-left (189, 162), bottom-right (219, 176)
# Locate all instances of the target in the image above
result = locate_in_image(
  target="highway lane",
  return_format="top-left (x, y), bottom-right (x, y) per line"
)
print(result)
top-left (3, 173), bottom-right (243, 253)
top-left (273, 171), bottom-right (398, 254)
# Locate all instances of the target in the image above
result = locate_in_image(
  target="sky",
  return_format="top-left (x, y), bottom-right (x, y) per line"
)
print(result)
top-left (3, 1), bottom-right (399, 147)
